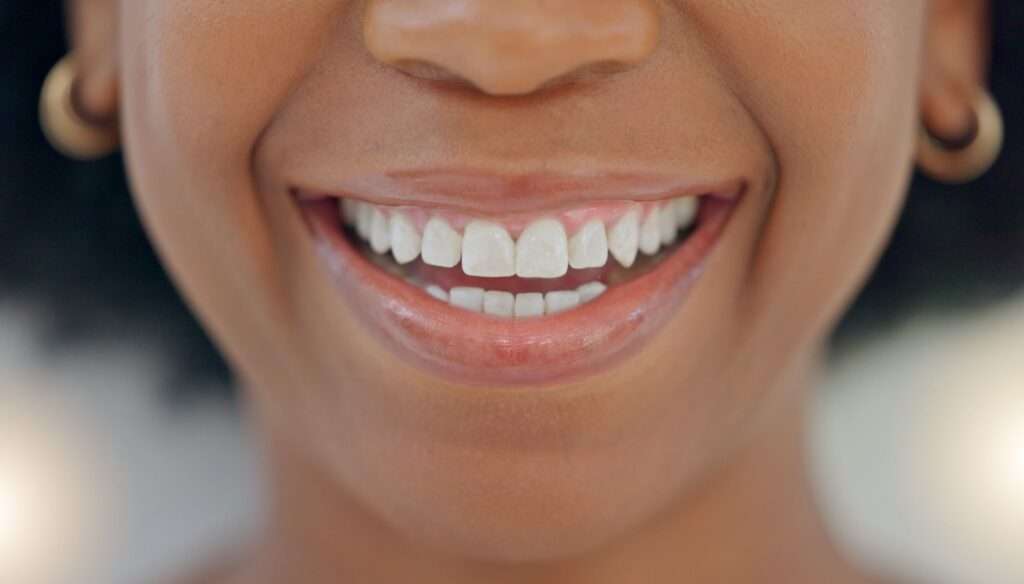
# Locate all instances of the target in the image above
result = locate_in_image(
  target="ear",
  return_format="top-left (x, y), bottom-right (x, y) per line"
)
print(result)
top-left (66, 0), bottom-right (119, 123)
top-left (920, 0), bottom-right (991, 146)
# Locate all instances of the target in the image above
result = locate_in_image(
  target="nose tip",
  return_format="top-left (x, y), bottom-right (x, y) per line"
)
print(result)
top-left (363, 0), bottom-right (660, 96)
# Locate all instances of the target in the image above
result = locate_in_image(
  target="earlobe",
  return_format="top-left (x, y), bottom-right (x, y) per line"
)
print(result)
top-left (39, 55), bottom-right (120, 160)
top-left (40, 0), bottom-right (121, 160)
top-left (916, 87), bottom-right (1003, 184)
top-left (916, 0), bottom-right (1001, 183)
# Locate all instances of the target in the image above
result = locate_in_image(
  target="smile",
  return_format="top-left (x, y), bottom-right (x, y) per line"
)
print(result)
top-left (297, 172), bottom-right (743, 386)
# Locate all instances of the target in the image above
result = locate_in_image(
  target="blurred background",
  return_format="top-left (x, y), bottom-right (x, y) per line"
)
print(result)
top-left (2, 2), bottom-right (1023, 583)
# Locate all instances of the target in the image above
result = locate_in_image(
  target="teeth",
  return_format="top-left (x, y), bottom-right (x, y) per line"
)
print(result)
top-left (424, 282), bottom-right (606, 317)
top-left (370, 209), bottom-right (391, 254)
top-left (577, 281), bottom-right (607, 303)
top-left (674, 197), bottom-right (699, 230)
top-left (545, 290), bottom-right (581, 314)
top-left (450, 287), bottom-right (485, 312)
top-left (389, 212), bottom-right (421, 265)
top-left (608, 209), bottom-right (640, 268)
top-left (639, 207), bottom-right (662, 256)
top-left (425, 285), bottom-right (449, 302)
top-left (516, 218), bottom-right (569, 278)
top-left (422, 217), bottom-right (463, 268)
top-left (341, 200), bottom-right (360, 225)
top-left (569, 220), bottom-right (609, 270)
top-left (658, 204), bottom-right (678, 246)
top-left (483, 291), bottom-right (516, 317)
top-left (462, 221), bottom-right (516, 278)
top-left (346, 198), bottom-right (701, 279)
top-left (514, 293), bottom-right (546, 317)
top-left (356, 203), bottom-right (374, 240)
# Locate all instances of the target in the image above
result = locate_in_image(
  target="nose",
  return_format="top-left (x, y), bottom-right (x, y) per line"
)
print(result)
top-left (363, 0), bottom-right (660, 96)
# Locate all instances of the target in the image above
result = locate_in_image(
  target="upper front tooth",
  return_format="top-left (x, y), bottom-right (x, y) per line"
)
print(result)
top-left (516, 218), bottom-right (569, 278)
top-left (608, 209), bottom-right (639, 268)
top-left (659, 204), bottom-right (678, 245)
top-left (462, 220), bottom-right (515, 278)
top-left (639, 207), bottom-right (662, 255)
top-left (569, 220), bottom-right (609, 269)
top-left (422, 217), bottom-right (462, 268)
top-left (674, 197), bottom-right (698, 230)
top-left (370, 209), bottom-right (391, 254)
top-left (389, 212), bottom-right (421, 264)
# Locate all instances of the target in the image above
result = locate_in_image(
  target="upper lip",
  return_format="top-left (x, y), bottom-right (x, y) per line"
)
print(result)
top-left (293, 169), bottom-right (745, 215)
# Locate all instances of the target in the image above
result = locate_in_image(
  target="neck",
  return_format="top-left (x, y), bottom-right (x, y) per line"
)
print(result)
top-left (243, 365), bottom-right (865, 584)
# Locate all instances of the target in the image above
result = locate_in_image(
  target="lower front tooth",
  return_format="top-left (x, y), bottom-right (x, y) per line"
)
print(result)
top-left (483, 291), bottom-right (515, 317)
top-left (577, 282), bottom-right (607, 303)
top-left (545, 290), bottom-right (581, 314)
top-left (425, 285), bottom-right (449, 302)
top-left (514, 293), bottom-right (546, 318)
top-left (450, 287), bottom-right (485, 312)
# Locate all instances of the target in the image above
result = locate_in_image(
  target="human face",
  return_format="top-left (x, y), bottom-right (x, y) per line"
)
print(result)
top-left (108, 0), bottom-right (925, 561)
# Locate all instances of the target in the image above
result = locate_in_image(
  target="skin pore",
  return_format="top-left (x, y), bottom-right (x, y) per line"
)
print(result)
top-left (67, 1), bottom-right (991, 583)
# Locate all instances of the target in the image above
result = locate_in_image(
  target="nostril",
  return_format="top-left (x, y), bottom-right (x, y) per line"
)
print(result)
top-left (363, 0), bottom-right (660, 96)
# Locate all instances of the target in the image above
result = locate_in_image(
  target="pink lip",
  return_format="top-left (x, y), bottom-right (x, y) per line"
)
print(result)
top-left (299, 174), bottom-right (743, 387)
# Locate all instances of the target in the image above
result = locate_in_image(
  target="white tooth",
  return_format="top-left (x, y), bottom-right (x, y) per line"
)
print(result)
top-left (608, 209), bottom-right (639, 268)
top-left (370, 209), bottom-right (391, 254)
top-left (516, 218), bottom-right (569, 278)
top-left (421, 217), bottom-right (462, 268)
top-left (659, 204), bottom-right (678, 245)
top-left (341, 200), bottom-right (360, 225)
top-left (639, 207), bottom-right (661, 256)
top-left (483, 291), bottom-right (515, 318)
top-left (674, 197), bottom-right (699, 230)
top-left (569, 220), bottom-right (609, 270)
top-left (514, 293), bottom-right (545, 318)
top-left (462, 221), bottom-right (515, 278)
top-left (425, 285), bottom-right (449, 302)
top-left (545, 290), bottom-right (581, 315)
top-left (356, 203), bottom-right (374, 241)
top-left (577, 282), bottom-right (608, 304)
top-left (450, 287), bottom-right (485, 312)
top-left (389, 212), bottom-right (421, 264)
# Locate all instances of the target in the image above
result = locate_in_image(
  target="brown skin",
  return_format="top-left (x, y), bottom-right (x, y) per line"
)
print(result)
top-left (68, 1), bottom-right (990, 583)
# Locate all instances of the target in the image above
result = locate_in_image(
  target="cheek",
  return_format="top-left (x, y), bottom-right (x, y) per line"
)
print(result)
top-left (117, 1), bottom-right (345, 373)
top-left (707, 2), bottom-right (926, 340)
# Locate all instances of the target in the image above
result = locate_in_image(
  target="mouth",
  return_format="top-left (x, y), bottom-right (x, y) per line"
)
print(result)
top-left (296, 172), bottom-right (743, 386)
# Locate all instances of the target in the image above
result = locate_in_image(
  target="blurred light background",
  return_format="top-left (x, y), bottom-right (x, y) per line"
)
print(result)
top-left (2, 2), bottom-right (1023, 583)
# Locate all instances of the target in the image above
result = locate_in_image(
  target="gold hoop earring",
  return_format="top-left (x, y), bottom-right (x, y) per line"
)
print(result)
top-left (916, 89), bottom-right (1004, 185)
top-left (39, 56), bottom-right (120, 161)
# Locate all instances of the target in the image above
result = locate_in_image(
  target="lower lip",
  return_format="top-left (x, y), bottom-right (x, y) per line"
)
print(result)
top-left (302, 194), bottom-right (740, 387)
